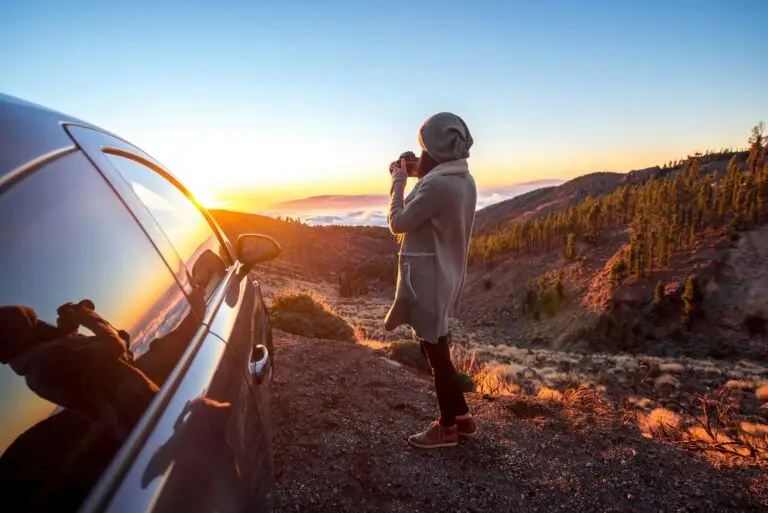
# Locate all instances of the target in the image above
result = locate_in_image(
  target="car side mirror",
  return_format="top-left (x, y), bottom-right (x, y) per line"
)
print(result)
top-left (237, 234), bottom-right (281, 274)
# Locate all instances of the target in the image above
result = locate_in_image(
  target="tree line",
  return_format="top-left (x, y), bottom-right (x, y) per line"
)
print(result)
top-left (470, 123), bottom-right (768, 272)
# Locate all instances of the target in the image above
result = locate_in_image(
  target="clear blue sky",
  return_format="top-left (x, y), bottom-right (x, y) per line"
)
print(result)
top-left (2, 0), bottom-right (766, 208)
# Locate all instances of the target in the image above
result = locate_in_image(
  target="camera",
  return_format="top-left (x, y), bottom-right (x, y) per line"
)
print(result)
top-left (399, 151), bottom-right (420, 177)
top-left (56, 299), bottom-right (95, 333)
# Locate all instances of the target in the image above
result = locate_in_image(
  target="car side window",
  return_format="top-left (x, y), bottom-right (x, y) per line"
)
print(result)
top-left (103, 152), bottom-right (232, 300)
top-left (0, 152), bottom-right (202, 512)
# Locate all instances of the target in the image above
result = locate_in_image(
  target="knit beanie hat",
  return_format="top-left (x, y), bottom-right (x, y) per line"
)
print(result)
top-left (417, 112), bottom-right (473, 163)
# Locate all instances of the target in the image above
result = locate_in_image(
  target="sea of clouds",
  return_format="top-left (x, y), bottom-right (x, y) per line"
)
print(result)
top-left (270, 181), bottom-right (563, 227)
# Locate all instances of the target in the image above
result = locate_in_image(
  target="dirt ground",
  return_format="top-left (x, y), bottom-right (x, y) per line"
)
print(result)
top-left (270, 332), bottom-right (767, 513)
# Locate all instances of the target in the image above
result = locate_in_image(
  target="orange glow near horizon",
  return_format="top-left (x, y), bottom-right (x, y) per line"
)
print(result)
top-left (182, 143), bottom-right (718, 214)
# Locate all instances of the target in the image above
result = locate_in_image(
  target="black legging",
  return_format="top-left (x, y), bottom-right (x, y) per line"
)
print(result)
top-left (420, 334), bottom-right (469, 426)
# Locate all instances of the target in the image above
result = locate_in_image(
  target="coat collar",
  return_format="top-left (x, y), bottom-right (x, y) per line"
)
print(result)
top-left (421, 159), bottom-right (469, 183)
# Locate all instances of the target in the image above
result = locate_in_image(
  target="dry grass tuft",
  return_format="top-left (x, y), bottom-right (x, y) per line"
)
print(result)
top-left (561, 385), bottom-right (613, 415)
top-left (537, 387), bottom-right (563, 401)
top-left (640, 408), bottom-right (682, 436)
top-left (754, 383), bottom-right (768, 401)
top-left (724, 379), bottom-right (756, 391)
top-left (450, 344), bottom-right (519, 396)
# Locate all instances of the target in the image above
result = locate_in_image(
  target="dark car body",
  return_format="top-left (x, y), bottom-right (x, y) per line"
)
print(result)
top-left (0, 94), bottom-right (277, 512)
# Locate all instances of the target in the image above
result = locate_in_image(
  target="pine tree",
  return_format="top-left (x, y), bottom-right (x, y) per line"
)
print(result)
top-left (669, 214), bottom-right (680, 252)
top-left (657, 227), bottom-right (668, 268)
top-left (748, 122), bottom-right (766, 175)
top-left (610, 256), bottom-right (628, 285)
top-left (682, 275), bottom-right (702, 330)
top-left (565, 233), bottom-right (577, 260)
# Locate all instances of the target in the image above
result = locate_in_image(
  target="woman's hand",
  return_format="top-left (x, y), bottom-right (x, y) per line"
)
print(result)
top-left (389, 159), bottom-right (408, 182)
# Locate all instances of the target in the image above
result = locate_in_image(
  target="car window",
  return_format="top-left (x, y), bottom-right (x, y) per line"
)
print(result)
top-left (103, 153), bottom-right (232, 300)
top-left (0, 152), bottom-right (202, 512)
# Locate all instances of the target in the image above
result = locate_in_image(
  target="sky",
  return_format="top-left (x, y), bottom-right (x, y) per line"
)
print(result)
top-left (2, 0), bottom-right (767, 213)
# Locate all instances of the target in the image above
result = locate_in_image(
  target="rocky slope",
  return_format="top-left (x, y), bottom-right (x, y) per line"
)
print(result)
top-left (271, 332), bottom-right (766, 512)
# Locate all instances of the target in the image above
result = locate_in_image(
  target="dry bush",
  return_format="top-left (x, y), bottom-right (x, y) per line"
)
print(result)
top-left (450, 344), bottom-right (519, 396)
top-left (755, 383), bottom-right (768, 401)
top-left (270, 290), bottom-right (355, 340)
top-left (638, 389), bottom-right (768, 462)
top-left (639, 407), bottom-right (682, 436)
top-left (537, 387), bottom-right (563, 401)
top-left (561, 385), bottom-right (613, 415)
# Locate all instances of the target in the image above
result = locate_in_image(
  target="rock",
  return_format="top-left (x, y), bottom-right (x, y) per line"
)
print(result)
top-left (658, 362), bottom-right (685, 374)
top-left (654, 373), bottom-right (680, 390)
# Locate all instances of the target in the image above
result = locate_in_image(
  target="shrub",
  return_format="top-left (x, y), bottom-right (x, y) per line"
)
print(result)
top-left (540, 288), bottom-right (558, 317)
top-left (653, 281), bottom-right (665, 309)
top-left (339, 258), bottom-right (396, 297)
top-left (609, 257), bottom-right (628, 285)
top-left (270, 291), bottom-right (355, 340)
top-left (456, 371), bottom-right (476, 393)
top-left (554, 271), bottom-right (565, 301)
top-left (386, 340), bottom-right (429, 372)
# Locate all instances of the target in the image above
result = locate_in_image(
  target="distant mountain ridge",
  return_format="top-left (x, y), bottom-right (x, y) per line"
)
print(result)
top-left (266, 179), bottom-right (566, 213)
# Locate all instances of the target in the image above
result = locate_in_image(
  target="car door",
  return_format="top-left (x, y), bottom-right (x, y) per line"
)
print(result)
top-left (0, 149), bottom-right (224, 512)
top-left (66, 125), bottom-right (274, 511)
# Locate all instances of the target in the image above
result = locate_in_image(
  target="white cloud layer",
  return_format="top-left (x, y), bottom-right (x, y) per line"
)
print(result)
top-left (286, 181), bottom-right (563, 227)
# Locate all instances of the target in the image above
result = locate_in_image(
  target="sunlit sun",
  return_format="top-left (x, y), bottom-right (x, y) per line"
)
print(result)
top-left (193, 190), bottom-right (222, 209)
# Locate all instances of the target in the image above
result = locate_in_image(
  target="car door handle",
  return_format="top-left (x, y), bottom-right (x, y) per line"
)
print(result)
top-left (248, 344), bottom-right (271, 384)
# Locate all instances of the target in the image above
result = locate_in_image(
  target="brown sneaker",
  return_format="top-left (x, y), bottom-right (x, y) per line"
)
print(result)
top-left (408, 421), bottom-right (459, 449)
top-left (456, 414), bottom-right (477, 439)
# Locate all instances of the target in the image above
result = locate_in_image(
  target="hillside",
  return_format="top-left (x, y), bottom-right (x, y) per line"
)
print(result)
top-left (461, 143), bottom-right (766, 358)
top-left (210, 209), bottom-right (397, 284)
top-left (473, 172), bottom-right (625, 233)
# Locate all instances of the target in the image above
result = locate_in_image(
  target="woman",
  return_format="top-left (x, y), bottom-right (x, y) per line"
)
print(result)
top-left (385, 112), bottom-right (478, 449)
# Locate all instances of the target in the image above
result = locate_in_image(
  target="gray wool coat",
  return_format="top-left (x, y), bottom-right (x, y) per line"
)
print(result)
top-left (384, 159), bottom-right (477, 343)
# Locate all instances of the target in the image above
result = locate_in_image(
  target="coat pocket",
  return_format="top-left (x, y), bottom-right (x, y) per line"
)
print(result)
top-left (400, 253), bottom-right (437, 314)
top-left (394, 256), bottom-right (418, 302)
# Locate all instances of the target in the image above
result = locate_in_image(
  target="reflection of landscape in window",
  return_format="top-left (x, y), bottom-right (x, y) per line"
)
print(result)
top-left (128, 282), bottom-right (190, 357)
top-left (106, 154), bottom-right (218, 267)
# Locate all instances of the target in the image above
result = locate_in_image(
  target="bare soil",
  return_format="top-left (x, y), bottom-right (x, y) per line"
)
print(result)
top-left (270, 332), bottom-right (767, 512)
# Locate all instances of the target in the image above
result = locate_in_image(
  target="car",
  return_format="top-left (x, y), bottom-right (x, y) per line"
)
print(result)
top-left (0, 94), bottom-right (279, 512)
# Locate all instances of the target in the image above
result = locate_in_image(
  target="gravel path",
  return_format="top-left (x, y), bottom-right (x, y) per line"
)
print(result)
top-left (270, 332), bottom-right (766, 512)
